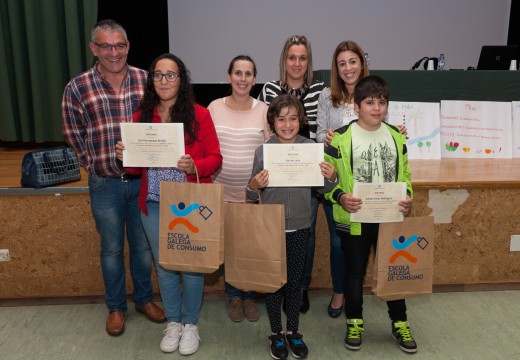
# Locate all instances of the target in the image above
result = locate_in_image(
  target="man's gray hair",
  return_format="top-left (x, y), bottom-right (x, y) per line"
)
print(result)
top-left (91, 19), bottom-right (128, 42)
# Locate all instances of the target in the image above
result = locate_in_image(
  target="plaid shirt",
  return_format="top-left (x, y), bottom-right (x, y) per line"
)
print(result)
top-left (62, 63), bottom-right (147, 176)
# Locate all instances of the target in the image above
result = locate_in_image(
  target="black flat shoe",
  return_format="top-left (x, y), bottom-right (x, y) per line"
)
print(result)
top-left (300, 290), bottom-right (310, 313)
top-left (328, 294), bottom-right (343, 318)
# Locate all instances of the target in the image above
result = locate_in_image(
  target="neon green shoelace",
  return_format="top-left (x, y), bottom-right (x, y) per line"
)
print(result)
top-left (394, 322), bottom-right (414, 341)
top-left (347, 325), bottom-right (364, 339)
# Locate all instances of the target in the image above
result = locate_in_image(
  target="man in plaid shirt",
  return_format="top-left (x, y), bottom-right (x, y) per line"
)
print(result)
top-left (62, 19), bottom-right (165, 336)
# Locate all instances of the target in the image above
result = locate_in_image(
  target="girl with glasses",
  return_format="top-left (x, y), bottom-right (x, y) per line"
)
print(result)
top-left (116, 53), bottom-right (222, 355)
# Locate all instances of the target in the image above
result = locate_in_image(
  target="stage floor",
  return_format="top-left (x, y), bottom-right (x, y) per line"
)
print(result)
top-left (0, 147), bottom-right (88, 188)
top-left (1, 147), bottom-right (519, 189)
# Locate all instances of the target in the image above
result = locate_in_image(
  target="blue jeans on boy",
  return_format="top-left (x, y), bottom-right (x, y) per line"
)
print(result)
top-left (225, 281), bottom-right (254, 301)
top-left (141, 201), bottom-right (204, 325)
top-left (302, 194), bottom-right (344, 294)
top-left (88, 176), bottom-right (153, 312)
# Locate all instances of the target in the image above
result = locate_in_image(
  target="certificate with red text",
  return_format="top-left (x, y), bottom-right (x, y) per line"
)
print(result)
top-left (350, 182), bottom-right (406, 223)
top-left (121, 123), bottom-right (185, 167)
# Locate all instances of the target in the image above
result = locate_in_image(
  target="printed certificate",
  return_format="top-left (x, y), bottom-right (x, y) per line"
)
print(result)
top-left (350, 182), bottom-right (406, 223)
top-left (263, 143), bottom-right (324, 187)
top-left (120, 123), bottom-right (185, 167)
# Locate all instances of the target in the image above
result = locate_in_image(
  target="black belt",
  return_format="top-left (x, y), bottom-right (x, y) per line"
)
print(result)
top-left (104, 173), bottom-right (141, 181)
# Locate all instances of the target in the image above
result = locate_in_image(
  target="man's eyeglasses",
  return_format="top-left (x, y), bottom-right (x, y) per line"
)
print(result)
top-left (153, 72), bottom-right (181, 82)
top-left (94, 42), bottom-right (128, 52)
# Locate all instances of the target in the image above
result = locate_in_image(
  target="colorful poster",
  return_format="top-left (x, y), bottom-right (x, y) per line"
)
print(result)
top-left (512, 102), bottom-right (520, 158)
top-left (440, 101), bottom-right (512, 158)
top-left (387, 102), bottom-right (441, 160)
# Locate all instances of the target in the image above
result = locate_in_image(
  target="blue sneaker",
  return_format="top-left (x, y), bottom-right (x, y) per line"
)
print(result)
top-left (269, 333), bottom-right (288, 359)
top-left (286, 332), bottom-right (308, 358)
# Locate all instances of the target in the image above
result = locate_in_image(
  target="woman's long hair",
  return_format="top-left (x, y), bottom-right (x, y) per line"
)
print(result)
top-left (138, 53), bottom-right (198, 144)
top-left (330, 40), bottom-right (369, 107)
top-left (279, 35), bottom-right (313, 87)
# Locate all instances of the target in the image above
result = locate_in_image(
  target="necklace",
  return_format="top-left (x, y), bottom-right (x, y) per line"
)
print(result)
top-left (282, 83), bottom-right (308, 99)
top-left (344, 102), bottom-right (357, 119)
top-left (226, 96), bottom-right (252, 111)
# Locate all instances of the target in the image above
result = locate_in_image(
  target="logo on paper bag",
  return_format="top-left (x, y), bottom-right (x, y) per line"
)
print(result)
top-left (166, 201), bottom-right (213, 252)
top-left (386, 234), bottom-right (430, 282)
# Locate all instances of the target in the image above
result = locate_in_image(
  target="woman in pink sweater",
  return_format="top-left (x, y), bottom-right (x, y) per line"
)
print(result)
top-left (208, 55), bottom-right (270, 323)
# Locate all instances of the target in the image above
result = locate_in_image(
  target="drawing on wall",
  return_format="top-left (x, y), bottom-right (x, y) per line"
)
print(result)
top-left (440, 101), bottom-right (512, 159)
top-left (387, 102), bottom-right (441, 160)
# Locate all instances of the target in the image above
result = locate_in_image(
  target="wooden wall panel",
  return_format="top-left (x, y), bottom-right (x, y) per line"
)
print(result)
top-left (1, 187), bottom-right (519, 300)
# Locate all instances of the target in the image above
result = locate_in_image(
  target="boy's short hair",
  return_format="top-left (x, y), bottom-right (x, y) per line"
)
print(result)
top-left (354, 75), bottom-right (390, 106)
top-left (266, 94), bottom-right (307, 132)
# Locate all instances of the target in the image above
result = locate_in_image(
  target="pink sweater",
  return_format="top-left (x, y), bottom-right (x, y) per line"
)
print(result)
top-left (208, 98), bottom-right (269, 202)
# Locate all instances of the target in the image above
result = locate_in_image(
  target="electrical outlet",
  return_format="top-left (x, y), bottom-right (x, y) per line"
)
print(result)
top-left (510, 235), bottom-right (520, 252)
top-left (0, 249), bottom-right (10, 261)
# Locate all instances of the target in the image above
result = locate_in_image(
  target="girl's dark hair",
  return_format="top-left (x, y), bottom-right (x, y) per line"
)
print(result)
top-left (227, 55), bottom-right (257, 77)
top-left (138, 53), bottom-right (198, 144)
top-left (266, 94), bottom-right (307, 132)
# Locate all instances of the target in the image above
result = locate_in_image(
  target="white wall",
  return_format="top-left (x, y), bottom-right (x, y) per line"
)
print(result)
top-left (168, 0), bottom-right (511, 83)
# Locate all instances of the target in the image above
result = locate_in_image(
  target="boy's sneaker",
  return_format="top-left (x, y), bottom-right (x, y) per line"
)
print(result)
top-left (344, 318), bottom-right (364, 350)
top-left (269, 333), bottom-right (288, 360)
top-left (179, 324), bottom-right (200, 355)
top-left (160, 322), bottom-right (183, 353)
top-left (286, 332), bottom-right (309, 359)
top-left (392, 320), bottom-right (418, 353)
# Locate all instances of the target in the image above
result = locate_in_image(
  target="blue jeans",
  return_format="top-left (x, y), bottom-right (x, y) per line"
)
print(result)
top-left (302, 194), bottom-right (344, 294)
top-left (88, 176), bottom-right (153, 312)
top-left (141, 201), bottom-right (204, 325)
top-left (225, 279), bottom-right (254, 301)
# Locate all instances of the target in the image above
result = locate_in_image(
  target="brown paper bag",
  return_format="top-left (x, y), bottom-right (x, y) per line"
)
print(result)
top-left (159, 181), bottom-right (224, 273)
top-left (224, 202), bottom-right (287, 293)
top-left (372, 216), bottom-right (434, 301)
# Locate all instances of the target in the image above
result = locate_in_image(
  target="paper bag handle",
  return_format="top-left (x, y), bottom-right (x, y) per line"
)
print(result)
top-left (182, 162), bottom-right (199, 183)
top-left (193, 164), bottom-right (200, 184)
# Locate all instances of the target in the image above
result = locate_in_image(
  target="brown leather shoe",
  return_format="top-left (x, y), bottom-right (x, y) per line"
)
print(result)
top-left (106, 311), bottom-right (125, 336)
top-left (135, 302), bottom-right (166, 323)
top-left (243, 298), bottom-right (260, 322)
top-left (228, 298), bottom-right (244, 322)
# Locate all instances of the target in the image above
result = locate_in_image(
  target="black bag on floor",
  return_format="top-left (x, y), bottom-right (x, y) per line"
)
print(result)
top-left (21, 146), bottom-right (81, 188)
